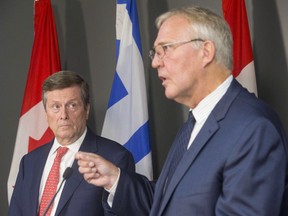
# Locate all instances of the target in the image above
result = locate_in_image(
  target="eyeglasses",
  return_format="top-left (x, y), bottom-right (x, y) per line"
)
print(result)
top-left (149, 38), bottom-right (204, 60)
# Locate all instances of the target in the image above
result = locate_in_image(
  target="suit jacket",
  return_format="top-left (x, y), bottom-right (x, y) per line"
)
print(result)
top-left (8, 128), bottom-right (135, 216)
top-left (107, 79), bottom-right (288, 216)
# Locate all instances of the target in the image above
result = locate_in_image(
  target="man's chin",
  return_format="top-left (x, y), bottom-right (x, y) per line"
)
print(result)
top-left (56, 134), bottom-right (75, 145)
top-left (59, 125), bottom-right (72, 129)
top-left (165, 91), bottom-right (176, 100)
top-left (56, 130), bottom-right (73, 139)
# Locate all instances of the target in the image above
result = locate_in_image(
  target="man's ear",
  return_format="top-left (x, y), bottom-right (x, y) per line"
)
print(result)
top-left (86, 104), bottom-right (90, 120)
top-left (45, 109), bottom-right (48, 121)
top-left (202, 40), bottom-right (215, 67)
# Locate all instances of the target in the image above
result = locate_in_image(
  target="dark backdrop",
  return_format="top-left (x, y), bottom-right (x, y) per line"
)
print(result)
top-left (1, 0), bottom-right (288, 214)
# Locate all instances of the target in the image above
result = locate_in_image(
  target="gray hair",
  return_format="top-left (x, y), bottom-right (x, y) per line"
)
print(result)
top-left (156, 6), bottom-right (233, 70)
top-left (42, 71), bottom-right (90, 110)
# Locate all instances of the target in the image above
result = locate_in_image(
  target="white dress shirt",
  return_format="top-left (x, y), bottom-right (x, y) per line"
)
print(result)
top-left (38, 127), bottom-right (87, 216)
top-left (188, 75), bottom-right (233, 149)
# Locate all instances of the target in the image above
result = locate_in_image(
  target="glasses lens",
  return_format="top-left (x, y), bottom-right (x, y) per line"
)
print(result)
top-left (149, 50), bottom-right (155, 60)
top-left (153, 46), bottom-right (165, 60)
top-left (149, 45), bottom-right (166, 60)
top-left (157, 46), bottom-right (164, 59)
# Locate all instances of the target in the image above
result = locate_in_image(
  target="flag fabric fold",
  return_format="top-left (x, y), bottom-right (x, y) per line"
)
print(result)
top-left (7, 0), bottom-right (61, 202)
top-left (101, 0), bottom-right (153, 180)
top-left (222, 0), bottom-right (257, 95)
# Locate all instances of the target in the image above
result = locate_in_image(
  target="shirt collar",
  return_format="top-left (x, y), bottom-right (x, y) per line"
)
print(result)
top-left (50, 127), bottom-right (87, 155)
top-left (191, 75), bottom-right (233, 123)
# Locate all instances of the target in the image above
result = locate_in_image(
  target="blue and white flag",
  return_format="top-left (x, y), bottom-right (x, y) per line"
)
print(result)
top-left (101, 0), bottom-right (153, 180)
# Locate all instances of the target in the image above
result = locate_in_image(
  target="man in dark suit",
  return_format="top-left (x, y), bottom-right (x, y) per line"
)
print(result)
top-left (8, 71), bottom-right (135, 216)
top-left (76, 6), bottom-right (288, 216)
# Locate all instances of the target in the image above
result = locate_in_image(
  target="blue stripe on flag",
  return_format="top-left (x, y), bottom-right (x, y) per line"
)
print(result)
top-left (124, 122), bottom-right (151, 163)
top-left (116, 39), bottom-right (120, 63)
top-left (117, 0), bottom-right (127, 3)
top-left (107, 72), bottom-right (128, 108)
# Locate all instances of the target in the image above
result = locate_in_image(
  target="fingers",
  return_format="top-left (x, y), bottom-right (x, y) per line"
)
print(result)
top-left (76, 153), bottom-right (101, 183)
top-left (76, 151), bottom-right (98, 166)
top-left (75, 151), bottom-right (120, 188)
top-left (75, 151), bottom-right (99, 161)
top-left (76, 154), bottom-right (96, 172)
top-left (78, 161), bottom-right (95, 173)
top-left (82, 170), bottom-right (101, 183)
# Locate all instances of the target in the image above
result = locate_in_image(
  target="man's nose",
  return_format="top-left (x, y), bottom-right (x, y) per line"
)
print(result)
top-left (151, 54), bottom-right (163, 69)
top-left (60, 107), bottom-right (69, 120)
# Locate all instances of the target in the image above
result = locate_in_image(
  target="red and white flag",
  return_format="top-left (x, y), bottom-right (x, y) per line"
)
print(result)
top-left (222, 0), bottom-right (257, 95)
top-left (7, 0), bottom-right (61, 202)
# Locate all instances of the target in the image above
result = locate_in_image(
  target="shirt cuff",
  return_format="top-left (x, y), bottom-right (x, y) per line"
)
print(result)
top-left (105, 168), bottom-right (121, 207)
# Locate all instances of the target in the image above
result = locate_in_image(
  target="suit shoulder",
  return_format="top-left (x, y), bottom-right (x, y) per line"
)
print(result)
top-left (94, 135), bottom-right (135, 168)
top-left (22, 142), bottom-right (52, 158)
top-left (95, 135), bottom-right (130, 152)
top-left (237, 89), bottom-right (282, 122)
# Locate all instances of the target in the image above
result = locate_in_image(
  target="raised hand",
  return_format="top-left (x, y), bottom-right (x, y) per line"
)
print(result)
top-left (75, 151), bottom-right (120, 190)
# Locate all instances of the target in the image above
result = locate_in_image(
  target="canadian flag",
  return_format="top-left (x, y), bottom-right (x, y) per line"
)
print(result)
top-left (222, 0), bottom-right (257, 95)
top-left (7, 0), bottom-right (61, 202)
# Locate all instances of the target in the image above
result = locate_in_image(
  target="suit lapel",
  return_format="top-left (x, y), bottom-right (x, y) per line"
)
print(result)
top-left (55, 160), bottom-right (84, 215)
top-left (151, 122), bottom-right (192, 214)
top-left (55, 129), bottom-right (97, 215)
top-left (157, 79), bottom-right (242, 215)
top-left (29, 143), bottom-right (52, 215)
top-left (159, 117), bottom-right (219, 214)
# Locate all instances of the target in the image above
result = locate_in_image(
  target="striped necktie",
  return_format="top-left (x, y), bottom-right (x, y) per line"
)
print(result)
top-left (164, 111), bottom-right (195, 192)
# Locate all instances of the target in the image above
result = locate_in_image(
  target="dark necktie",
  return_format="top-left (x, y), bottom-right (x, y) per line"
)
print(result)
top-left (164, 111), bottom-right (195, 191)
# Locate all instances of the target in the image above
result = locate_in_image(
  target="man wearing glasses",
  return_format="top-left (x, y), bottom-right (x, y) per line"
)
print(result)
top-left (76, 6), bottom-right (288, 216)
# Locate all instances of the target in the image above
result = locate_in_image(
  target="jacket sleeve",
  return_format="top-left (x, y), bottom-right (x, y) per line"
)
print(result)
top-left (103, 170), bottom-right (155, 216)
top-left (8, 157), bottom-right (25, 216)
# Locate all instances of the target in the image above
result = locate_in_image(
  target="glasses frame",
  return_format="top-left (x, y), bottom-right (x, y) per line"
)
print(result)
top-left (149, 38), bottom-right (204, 60)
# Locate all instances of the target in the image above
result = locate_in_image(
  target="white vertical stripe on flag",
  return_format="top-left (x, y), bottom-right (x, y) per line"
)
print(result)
top-left (101, 0), bottom-right (153, 180)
